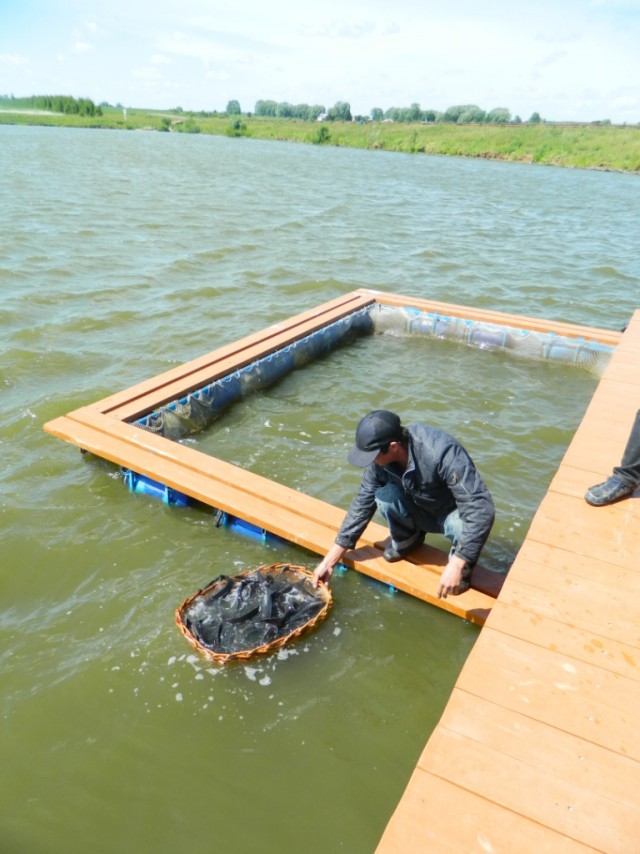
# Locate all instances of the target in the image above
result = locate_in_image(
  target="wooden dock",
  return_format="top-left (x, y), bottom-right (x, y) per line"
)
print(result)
top-left (376, 309), bottom-right (640, 852)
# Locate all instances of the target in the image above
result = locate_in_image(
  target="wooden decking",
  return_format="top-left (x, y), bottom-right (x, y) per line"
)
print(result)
top-left (376, 309), bottom-right (640, 852)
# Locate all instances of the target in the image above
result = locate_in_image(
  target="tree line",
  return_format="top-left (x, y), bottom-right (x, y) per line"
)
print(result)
top-left (0, 95), bottom-right (543, 124)
top-left (1, 92), bottom-right (545, 125)
top-left (237, 99), bottom-right (543, 124)
top-left (0, 94), bottom-right (101, 116)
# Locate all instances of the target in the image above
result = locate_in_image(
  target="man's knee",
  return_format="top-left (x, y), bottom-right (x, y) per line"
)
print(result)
top-left (374, 483), bottom-right (406, 515)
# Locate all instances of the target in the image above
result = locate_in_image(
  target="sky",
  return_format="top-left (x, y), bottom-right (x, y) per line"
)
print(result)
top-left (1, 0), bottom-right (640, 124)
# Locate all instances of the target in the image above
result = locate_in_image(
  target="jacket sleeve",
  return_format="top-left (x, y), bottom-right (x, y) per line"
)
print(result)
top-left (437, 442), bottom-right (495, 566)
top-left (335, 465), bottom-right (386, 549)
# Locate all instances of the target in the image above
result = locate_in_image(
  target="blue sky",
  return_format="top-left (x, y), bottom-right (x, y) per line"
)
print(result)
top-left (1, 0), bottom-right (639, 123)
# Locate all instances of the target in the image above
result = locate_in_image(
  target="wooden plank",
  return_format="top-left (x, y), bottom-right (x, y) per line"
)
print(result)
top-left (46, 416), bottom-right (341, 547)
top-left (371, 534), bottom-right (505, 599)
top-left (45, 411), bottom-right (495, 624)
top-left (558, 389), bottom-right (640, 478)
top-left (376, 769), bottom-right (598, 854)
top-left (436, 690), bottom-right (640, 808)
top-left (601, 346), bottom-right (640, 383)
top-left (615, 308), bottom-right (640, 345)
top-left (456, 626), bottom-right (640, 759)
top-left (417, 691), bottom-right (640, 852)
top-left (576, 378), bottom-right (640, 425)
top-left (512, 539), bottom-right (640, 594)
top-left (559, 440), bottom-right (640, 484)
top-left (94, 291), bottom-right (376, 421)
top-left (337, 544), bottom-right (492, 626)
top-left (362, 288), bottom-right (622, 345)
top-left (492, 553), bottom-right (640, 650)
top-left (491, 515), bottom-right (640, 666)
top-left (526, 491), bottom-right (640, 569)
top-left (486, 599), bottom-right (640, 681)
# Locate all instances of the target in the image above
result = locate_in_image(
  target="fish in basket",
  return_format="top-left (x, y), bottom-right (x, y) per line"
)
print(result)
top-left (175, 563), bottom-right (332, 664)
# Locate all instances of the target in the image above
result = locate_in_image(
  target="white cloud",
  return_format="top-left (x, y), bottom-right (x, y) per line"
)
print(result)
top-left (0, 54), bottom-right (29, 68)
top-left (132, 66), bottom-right (165, 81)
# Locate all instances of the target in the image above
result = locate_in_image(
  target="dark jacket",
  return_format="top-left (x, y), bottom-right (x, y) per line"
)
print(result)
top-left (336, 423), bottom-right (495, 565)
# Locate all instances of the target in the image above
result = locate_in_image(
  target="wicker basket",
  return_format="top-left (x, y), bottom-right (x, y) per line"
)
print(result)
top-left (175, 563), bottom-right (332, 664)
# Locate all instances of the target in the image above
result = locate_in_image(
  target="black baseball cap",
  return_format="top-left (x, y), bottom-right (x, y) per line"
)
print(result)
top-left (347, 410), bottom-right (402, 467)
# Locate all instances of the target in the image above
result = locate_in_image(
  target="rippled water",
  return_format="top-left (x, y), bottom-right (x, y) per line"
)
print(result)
top-left (1, 125), bottom-right (638, 854)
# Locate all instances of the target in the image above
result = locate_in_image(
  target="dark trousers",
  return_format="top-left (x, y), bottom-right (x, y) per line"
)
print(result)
top-left (614, 409), bottom-right (640, 486)
top-left (374, 483), bottom-right (463, 554)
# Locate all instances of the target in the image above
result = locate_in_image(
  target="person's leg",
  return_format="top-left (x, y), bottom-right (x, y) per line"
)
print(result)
top-left (374, 483), bottom-right (425, 560)
top-left (585, 409), bottom-right (640, 506)
top-left (614, 409), bottom-right (640, 484)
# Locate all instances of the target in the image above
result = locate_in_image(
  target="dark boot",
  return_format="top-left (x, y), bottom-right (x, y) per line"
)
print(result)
top-left (585, 476), bottom-right (636, 506)
top-left (383, 532), bottom-right (425, 563)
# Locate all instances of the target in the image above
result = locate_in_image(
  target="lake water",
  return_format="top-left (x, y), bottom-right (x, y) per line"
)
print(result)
top-left (1, 125), bottom-right (638, 854)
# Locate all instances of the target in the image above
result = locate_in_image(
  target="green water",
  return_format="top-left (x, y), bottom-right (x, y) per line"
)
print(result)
top-left (1, 125), bottom-right (638, 854)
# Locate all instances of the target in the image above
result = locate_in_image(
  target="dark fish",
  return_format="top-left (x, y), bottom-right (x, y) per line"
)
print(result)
top-left (270, 584), bottom-right (293, 603)
top-left (228, 605), bottom-right (259, 624)
top-left (194, 618), bottom-right (223, 649)
top-left (282, 599), bottom-right (323, 631)
top-left (185, 566), bottom-right (326, 654)
top-left (208, 575), bottom-right (235, 601)
top-left (257, 615), bottom-right (289, 630)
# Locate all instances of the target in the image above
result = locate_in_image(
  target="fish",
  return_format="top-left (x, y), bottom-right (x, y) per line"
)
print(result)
top-left (194, 618), bottom-right (223, 649)
top-left (183, 566), bottom-right (327, 655)
top-left (208, 575), bottom-right (235, 601)
top-left (228, 605), bottom-right (260, 624)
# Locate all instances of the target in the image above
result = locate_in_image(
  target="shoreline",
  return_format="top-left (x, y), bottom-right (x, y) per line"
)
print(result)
top-left (2, 108), bottom-right (639, 174)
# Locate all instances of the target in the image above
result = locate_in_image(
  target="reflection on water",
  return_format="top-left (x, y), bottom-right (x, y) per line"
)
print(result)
top-left (1, 125), bottom-right (638, 854)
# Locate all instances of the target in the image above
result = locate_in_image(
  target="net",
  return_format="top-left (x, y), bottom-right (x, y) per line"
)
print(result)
top-left (135, 303), bottom-right (612, 442)
top-left (135, 308), bottom-right (373, 439)
top-left (175, 563), bottom-right (332, 663)
top-left (370, 304), bottom-right (613, 373)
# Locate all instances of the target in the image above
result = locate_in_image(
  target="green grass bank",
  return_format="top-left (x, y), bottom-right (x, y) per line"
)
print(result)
top-left (2, 105), bottom-right (639, 173)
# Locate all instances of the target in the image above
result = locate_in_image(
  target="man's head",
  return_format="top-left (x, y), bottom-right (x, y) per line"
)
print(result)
top-left (347, 410), bottom-right (403, 467)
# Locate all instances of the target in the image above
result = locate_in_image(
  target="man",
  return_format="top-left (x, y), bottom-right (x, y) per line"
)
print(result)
top-left (312, 410), bottom-right (495, 599)
top-left (585, 408), bottom-right (640, 506)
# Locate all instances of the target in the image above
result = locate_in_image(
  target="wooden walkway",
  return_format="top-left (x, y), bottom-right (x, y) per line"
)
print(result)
top-left (376, 309), bottom-right (640, 853)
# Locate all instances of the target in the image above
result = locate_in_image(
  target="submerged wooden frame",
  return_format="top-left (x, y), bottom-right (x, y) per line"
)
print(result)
top-left (44, 289), bottom-right (621, 626)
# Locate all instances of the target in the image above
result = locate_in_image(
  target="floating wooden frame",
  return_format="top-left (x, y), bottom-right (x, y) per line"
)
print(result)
top-left (44, 289), bottom-right (621, 626)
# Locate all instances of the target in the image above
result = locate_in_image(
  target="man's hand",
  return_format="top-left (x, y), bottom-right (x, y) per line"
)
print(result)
top-left (312, 543), bottom-right (347, 588)
top-left (312, 559), bottom-right (334, 588)
top-left (437, 553), bottom-right (468, 599)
